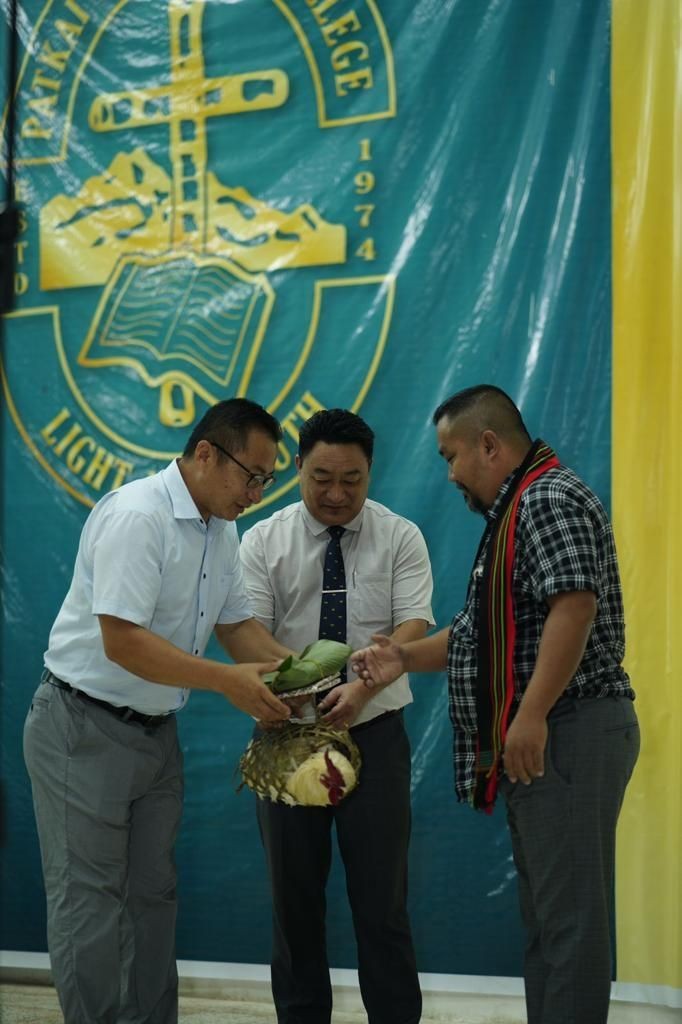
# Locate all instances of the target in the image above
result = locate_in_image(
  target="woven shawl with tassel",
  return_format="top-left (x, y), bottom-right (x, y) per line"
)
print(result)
top-left (473, 439), bottom-right (559, 812)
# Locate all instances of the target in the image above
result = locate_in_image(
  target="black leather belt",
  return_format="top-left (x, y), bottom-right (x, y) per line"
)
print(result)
top-left (41, 669), bottom-right (173, 728)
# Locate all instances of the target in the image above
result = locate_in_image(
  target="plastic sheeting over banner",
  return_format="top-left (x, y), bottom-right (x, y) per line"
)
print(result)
top-left (2, 0), bottom-right (617, 974)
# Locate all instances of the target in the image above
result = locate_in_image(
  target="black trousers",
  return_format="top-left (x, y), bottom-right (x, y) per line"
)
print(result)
top-left (256, 711), bottom-right (422, 1024)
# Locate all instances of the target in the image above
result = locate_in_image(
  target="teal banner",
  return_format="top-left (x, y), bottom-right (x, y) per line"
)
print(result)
top-left (1, 0), bottom-right (611, 974)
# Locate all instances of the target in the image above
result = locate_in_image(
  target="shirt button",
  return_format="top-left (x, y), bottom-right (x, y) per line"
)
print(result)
top-left (203, 573), bottom-right (207, 579)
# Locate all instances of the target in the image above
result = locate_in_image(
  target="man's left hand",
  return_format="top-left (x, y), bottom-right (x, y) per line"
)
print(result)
top-left (503, 710), bottom-right (547, 785)
top-left (317, 679), bottom-right (371, 729)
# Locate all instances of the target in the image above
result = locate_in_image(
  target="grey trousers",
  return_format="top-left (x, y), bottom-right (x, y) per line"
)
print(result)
top-left (23, 681), bottom-right (183, 1024)
top-left (500, 695), bottom-right (640, 1024)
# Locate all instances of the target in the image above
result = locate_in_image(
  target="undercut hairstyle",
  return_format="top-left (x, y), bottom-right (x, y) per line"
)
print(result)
top-left (298, 408), bottom-right (374, 463)
top-left (433, 385), bottom-right (532, 444)
top-left (182, 398), bottom-right (282, 457)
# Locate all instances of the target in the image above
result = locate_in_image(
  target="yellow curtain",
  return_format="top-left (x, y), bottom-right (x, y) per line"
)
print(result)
top-left (612, 0), bottom-right (681, 990)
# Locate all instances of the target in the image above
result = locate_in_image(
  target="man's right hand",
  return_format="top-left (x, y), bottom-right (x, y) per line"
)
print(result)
top-left (221, 662), bottom-right (291, 722)
top-left (351, 634), bottom-right (405, 689)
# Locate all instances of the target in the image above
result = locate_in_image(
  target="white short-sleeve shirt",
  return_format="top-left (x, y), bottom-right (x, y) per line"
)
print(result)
top-left (240, 498), bottom-right (434, 726)
top-left (45, 460), bottom-right (253, 714)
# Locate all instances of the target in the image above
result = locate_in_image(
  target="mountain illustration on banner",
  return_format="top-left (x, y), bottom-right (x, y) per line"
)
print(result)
top-left (39, 149), bottom-right (347, 291)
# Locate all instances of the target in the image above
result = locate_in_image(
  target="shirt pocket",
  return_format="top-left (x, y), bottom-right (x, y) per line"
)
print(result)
top-left (349, 572), bottom-right (392, 634)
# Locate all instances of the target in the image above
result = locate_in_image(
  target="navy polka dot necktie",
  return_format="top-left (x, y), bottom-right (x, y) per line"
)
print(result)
top-left (319, 525), bottom-right (347, 683)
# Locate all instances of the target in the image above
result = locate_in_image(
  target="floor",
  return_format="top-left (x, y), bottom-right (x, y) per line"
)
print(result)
top-left (0, 983), bottom-right (524, 1024)
top-left (2, 981), bottom-right (679, 1024)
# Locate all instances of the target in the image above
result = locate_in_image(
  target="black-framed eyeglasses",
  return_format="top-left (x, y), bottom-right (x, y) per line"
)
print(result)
top-left (210, 440), bottom-right (276, 491)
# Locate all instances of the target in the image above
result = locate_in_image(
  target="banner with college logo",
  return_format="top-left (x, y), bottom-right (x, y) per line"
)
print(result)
top-left (2, 0), bottom-right (402, 507)
top-left (4, 0), bottom-right (661, 988)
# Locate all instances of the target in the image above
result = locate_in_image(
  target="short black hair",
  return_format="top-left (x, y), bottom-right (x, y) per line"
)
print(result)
top-left (298, 408), bottom-right (374, 462)
top-left (433, 385), bottom-right (531, 443)
top-left (182, 398), bottom-right (282, 457)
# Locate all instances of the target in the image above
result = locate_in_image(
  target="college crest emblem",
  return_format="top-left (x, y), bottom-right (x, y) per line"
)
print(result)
top-left (1, 0), bottom-right (397, 511)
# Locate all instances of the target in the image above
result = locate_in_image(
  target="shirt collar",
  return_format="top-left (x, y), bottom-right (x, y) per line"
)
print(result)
top-left (300, 500), bottom-right (365, 537)
top-left (485, 469), bottom-right (517, 524)
top-left (161, 459), bottom-right (206, 521)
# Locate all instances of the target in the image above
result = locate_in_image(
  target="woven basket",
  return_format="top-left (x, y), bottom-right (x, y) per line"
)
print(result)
top-left (238, 722), bottom-right (362, 806)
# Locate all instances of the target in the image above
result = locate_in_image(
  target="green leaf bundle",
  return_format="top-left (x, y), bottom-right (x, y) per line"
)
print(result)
top-left (264, 639), bottom-right (352, 694)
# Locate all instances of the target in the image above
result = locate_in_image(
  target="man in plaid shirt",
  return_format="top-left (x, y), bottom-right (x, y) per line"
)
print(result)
top-left (352, 385), bottom-right (639, 1024)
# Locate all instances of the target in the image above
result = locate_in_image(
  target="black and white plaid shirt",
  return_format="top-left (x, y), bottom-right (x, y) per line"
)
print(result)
top-left (447, 462), bottom-right (635, 803)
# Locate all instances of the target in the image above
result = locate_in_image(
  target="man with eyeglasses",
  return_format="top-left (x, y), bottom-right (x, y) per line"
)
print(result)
top-left (240, 408), bottom-right (434, 1024)
top-left (23, 398), bottom-right (293, 1024)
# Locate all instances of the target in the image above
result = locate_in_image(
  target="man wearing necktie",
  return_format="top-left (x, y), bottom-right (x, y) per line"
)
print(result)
top-left (240, 409), bottom-right (434, 1024)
